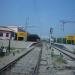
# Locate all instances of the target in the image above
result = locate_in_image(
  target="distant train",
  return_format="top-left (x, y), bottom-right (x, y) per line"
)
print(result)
top-left (27, 34), bottom-right (40, 42)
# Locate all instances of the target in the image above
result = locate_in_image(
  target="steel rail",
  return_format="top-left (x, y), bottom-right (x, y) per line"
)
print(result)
top-left (0, 43), bottom-right (40, 74)
top-left (53, 45), bottom-right (75, 60)
top-left (32, 49), bottom-right (42, 75)
top-left (52, 45), bottom-right (75, 70)
top-left (54, 44), bottom-right (75, 54)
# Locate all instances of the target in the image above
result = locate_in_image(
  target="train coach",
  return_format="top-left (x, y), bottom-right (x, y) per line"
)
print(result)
top-left (27, 34), bottom-right (40, 42)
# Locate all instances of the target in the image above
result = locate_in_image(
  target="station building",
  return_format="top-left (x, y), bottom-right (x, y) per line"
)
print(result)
top-left (65, 35), bottom-right (75, 44)
top-left (0, 26), bottom-right (15, 40)
top-left (0, 26), bottom-right (27, 41)
top-left (7, 26), bottom-right (27, 41)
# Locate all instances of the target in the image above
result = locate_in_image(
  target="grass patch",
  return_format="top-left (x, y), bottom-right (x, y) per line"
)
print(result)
top-left (52, 55), bottom-right (67, 64)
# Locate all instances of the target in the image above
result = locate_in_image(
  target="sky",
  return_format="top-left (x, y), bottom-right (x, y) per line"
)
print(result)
top-left (0, 0), bottom-right (75, 38)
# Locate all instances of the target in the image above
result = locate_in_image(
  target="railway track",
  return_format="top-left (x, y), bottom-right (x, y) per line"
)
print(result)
top-left (0, 46), bottom-right (42, 75)
top-left (54, 44), bottom-right (75, 54)
top-left (53, 44), bottom-right (75, 60)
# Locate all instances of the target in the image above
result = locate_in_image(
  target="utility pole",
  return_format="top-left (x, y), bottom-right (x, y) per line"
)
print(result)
top-left (25, 17), bottom-right (38, 41)
top-left (60, 21), bottom-right (66, 43)
top-left (25, 17), bottom-right (29, 31)
top-left (49, 27), bottom-right (53, 48)
top-left (8, 34), bottom-right (11, 53)
top-left (60, 20), bottom-right (75, 44)
top-left (25, 17), bottom-right (37, 31)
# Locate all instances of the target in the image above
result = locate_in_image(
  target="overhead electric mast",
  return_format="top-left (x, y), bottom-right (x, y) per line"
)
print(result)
top-left (60, 20), bottom-right (75, 32)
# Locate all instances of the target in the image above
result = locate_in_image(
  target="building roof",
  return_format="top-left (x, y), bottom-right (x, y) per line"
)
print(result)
top-left (7, 26), bottom-right (25, 32)
top-left (0, 26), bottom-right (26, 32)
top-left (0, 26), bottom-right (15, 32)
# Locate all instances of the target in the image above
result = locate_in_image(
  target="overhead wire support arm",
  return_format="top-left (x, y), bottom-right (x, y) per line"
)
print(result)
top-left (60, 20), bottom-right (75, 32)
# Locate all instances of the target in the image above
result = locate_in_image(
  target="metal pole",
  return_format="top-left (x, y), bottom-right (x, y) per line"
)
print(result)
top-left (8, 39), bottom-right (10, 52)
top-left (50, 28), bottom-right (53, 48)
top-left (50, 28), bottom-right (51, 48)
top-left (8, 34), bottom-right (11, 52)
top-left (62, 22), bottom-right (65, 44)
top-left (49, 31), bottom-right (51, 48)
